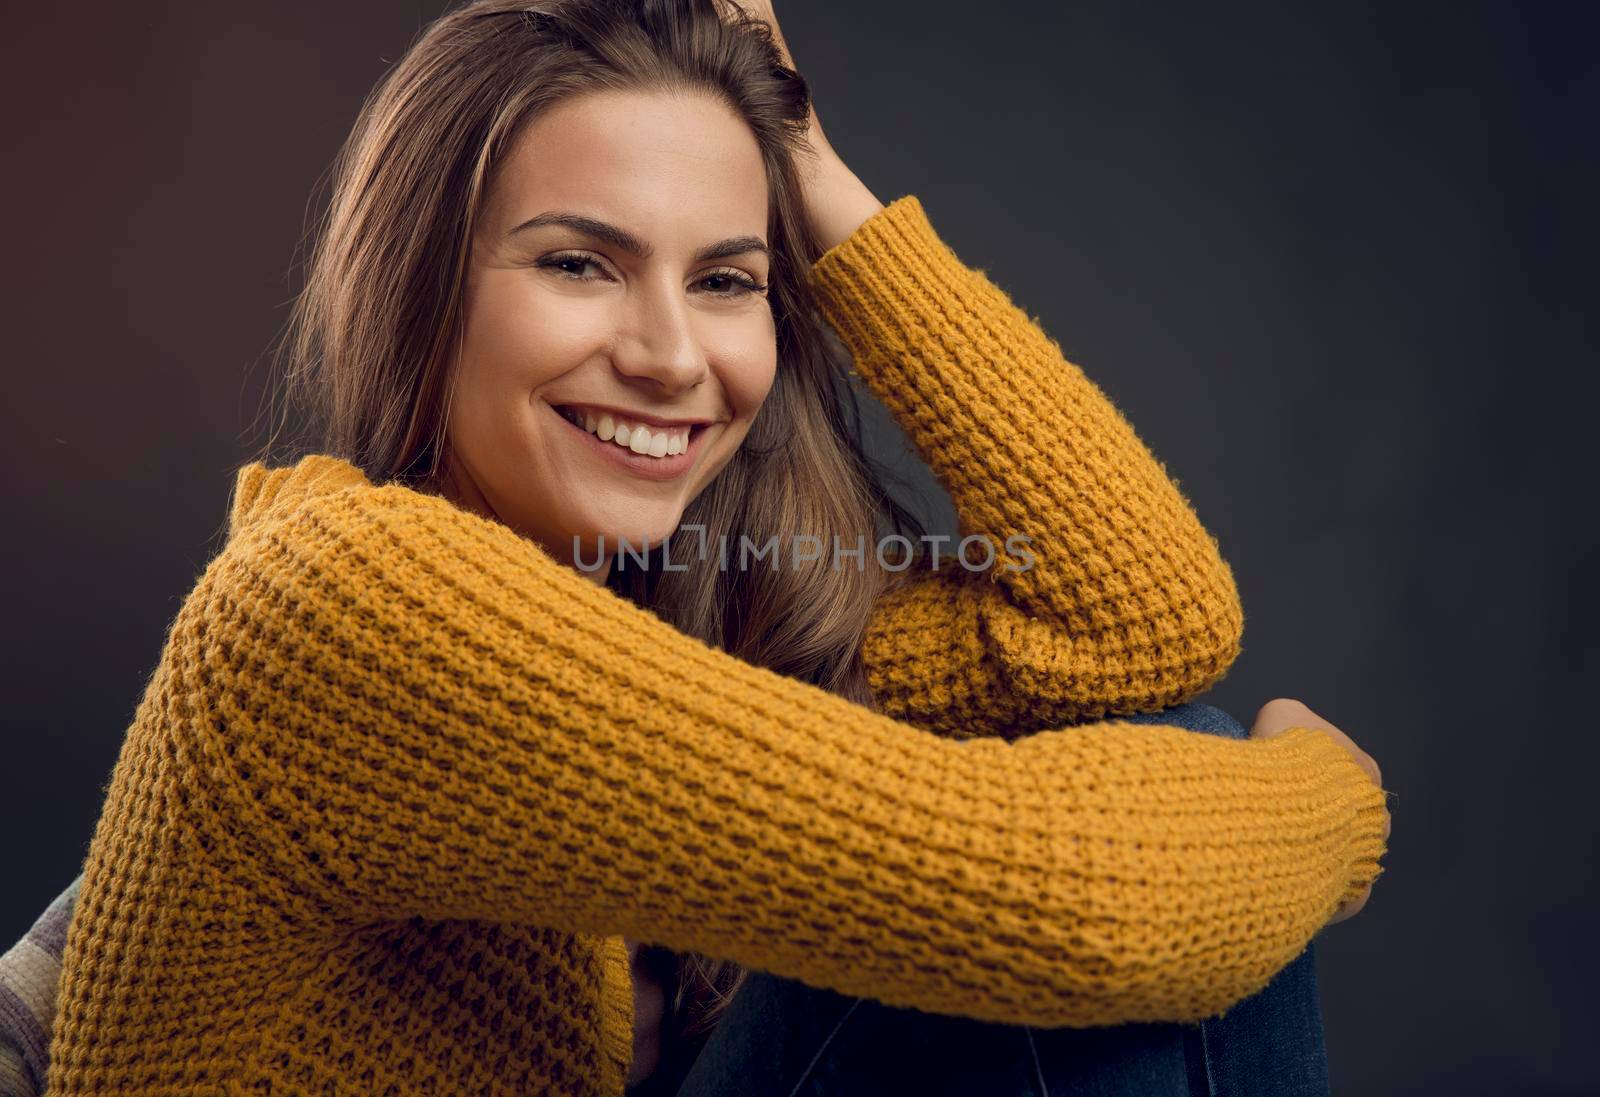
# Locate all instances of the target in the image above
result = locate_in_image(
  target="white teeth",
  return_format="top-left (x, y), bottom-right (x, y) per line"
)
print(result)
top-left (559, 406), bottom-right (693, 460)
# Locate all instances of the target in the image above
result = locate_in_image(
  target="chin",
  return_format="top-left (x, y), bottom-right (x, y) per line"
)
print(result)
top-left (596, 518), bottom-right (683, 552)
top-left (558, 508), bottom-right (685, 555)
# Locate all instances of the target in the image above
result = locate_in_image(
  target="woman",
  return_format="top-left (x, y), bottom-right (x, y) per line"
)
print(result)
top-left (15, 1), bottom-right (1390, 1095)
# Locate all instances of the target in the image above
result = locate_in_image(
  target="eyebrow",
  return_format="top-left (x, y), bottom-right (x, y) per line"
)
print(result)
top-left (506, 211), bottom-right (770, 264)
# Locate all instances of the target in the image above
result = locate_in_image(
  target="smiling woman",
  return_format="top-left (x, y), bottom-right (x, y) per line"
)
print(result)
top-left (441, 88), bottom-right (784, 574)
top-left (9, 1), bottom-right (1391, 1096)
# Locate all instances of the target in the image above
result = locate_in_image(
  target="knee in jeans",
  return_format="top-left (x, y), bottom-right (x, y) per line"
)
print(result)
top-left (1180, 702), bottom-right (1248, 739)
top-left (1124, 701), bottom-right (1248, 739)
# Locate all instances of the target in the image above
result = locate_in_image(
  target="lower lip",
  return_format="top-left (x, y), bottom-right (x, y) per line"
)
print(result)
top-left (547, 402), bottom-right (710, 482)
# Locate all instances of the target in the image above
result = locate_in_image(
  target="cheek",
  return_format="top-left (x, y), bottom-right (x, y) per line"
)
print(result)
top-left (733, 358), bottom-right (778, 420)
top-left (461, 276), bottom-right (605, 391)
top-left (717, 318), bottom-right (779, 418)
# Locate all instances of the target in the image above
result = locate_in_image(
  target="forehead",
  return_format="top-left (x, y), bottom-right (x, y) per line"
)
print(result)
top-left (485, 88), bottom-right (769, 243)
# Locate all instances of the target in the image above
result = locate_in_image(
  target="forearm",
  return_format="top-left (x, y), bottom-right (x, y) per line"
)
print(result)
top-left (809, 198), bottom-right (1243, 718)
top-left (179, 460), bottom-right (1386, 1027)
top-left (810, 196), bottom-right (1240, 632)
top-left (805, 155), bottom-right (885, 254)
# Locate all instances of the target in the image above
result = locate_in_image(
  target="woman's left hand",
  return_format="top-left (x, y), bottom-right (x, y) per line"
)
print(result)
top-left (718, 0), bottom-right (885, 251)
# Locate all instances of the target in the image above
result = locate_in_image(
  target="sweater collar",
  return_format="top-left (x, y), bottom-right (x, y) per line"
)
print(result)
top-left (228, 453), bottom-right (372, 540)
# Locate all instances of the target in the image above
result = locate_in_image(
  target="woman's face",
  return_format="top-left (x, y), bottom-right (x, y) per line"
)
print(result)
top-left (445, 88), bottom-right (777, 576)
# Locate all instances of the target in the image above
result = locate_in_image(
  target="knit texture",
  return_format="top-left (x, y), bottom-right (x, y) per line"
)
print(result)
top-left (44, 195), bottom-right (1389, 1096)
top-left (809, 199), bottom-right (1246, 734)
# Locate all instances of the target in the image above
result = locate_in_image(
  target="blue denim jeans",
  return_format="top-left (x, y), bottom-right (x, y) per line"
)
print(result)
top-left (638, 703), bottom-right (1331, 1097)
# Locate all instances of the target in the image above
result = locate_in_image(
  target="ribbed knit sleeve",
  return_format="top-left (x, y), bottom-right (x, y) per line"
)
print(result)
top-left (808, 196), bottom-right (1245, 735)
top-left (180, 455), bottom-right (1390, 1028)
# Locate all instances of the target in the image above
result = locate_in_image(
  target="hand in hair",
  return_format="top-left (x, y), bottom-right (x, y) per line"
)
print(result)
top-left (717, 0), bottom-right (886, 250)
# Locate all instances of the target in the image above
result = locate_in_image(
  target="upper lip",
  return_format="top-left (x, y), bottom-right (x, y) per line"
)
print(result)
top-left (549, 400), bottom-right (719, 429)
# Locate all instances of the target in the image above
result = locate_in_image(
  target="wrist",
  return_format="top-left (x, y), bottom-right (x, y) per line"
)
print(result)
top-left (808, 162), bottom-right (885, 254)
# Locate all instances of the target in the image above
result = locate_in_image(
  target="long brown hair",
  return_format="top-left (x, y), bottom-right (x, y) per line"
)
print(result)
top-left (261, 0), bottom-right (929, 1066)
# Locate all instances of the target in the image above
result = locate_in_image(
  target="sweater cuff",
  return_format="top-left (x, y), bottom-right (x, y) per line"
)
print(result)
top-left (1294, 727), bottom-right (1392, 909)
top-left (805, 194), bottom-right (978, 374)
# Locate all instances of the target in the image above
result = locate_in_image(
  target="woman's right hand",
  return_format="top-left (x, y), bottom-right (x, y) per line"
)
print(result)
top-left (1249, 698), bottom-right (1389, 925)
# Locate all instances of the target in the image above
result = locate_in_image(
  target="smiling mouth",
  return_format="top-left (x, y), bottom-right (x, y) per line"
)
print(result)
top-left (547, 401), bottom-right (711, 474)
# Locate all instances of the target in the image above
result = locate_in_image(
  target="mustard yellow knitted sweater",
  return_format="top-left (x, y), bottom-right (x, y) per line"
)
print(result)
top-left (46, 195), bottom-right (1389, 1096)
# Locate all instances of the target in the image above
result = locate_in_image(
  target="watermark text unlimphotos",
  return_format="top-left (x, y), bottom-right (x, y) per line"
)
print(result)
top-left (572, 527), bottom-right (1035, 574)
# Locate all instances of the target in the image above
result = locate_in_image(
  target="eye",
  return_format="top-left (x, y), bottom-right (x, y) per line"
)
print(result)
top-left (537, 251), bottom-right (611, 282)
top-left (697, 268), bottom-right (768, 298)
top-left (536, 251), bottom-right (767, 298)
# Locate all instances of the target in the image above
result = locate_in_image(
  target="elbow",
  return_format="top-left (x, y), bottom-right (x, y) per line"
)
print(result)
top-left (1171, 545), bottom-right (1246, 697)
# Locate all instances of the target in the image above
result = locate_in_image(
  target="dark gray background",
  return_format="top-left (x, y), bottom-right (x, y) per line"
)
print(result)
top-left (2, 2), bottom-right (1594, 1093)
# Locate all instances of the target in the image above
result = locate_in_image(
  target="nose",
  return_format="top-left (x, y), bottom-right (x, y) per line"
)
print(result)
top-left (610, 275), bottom-right (711, 396)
